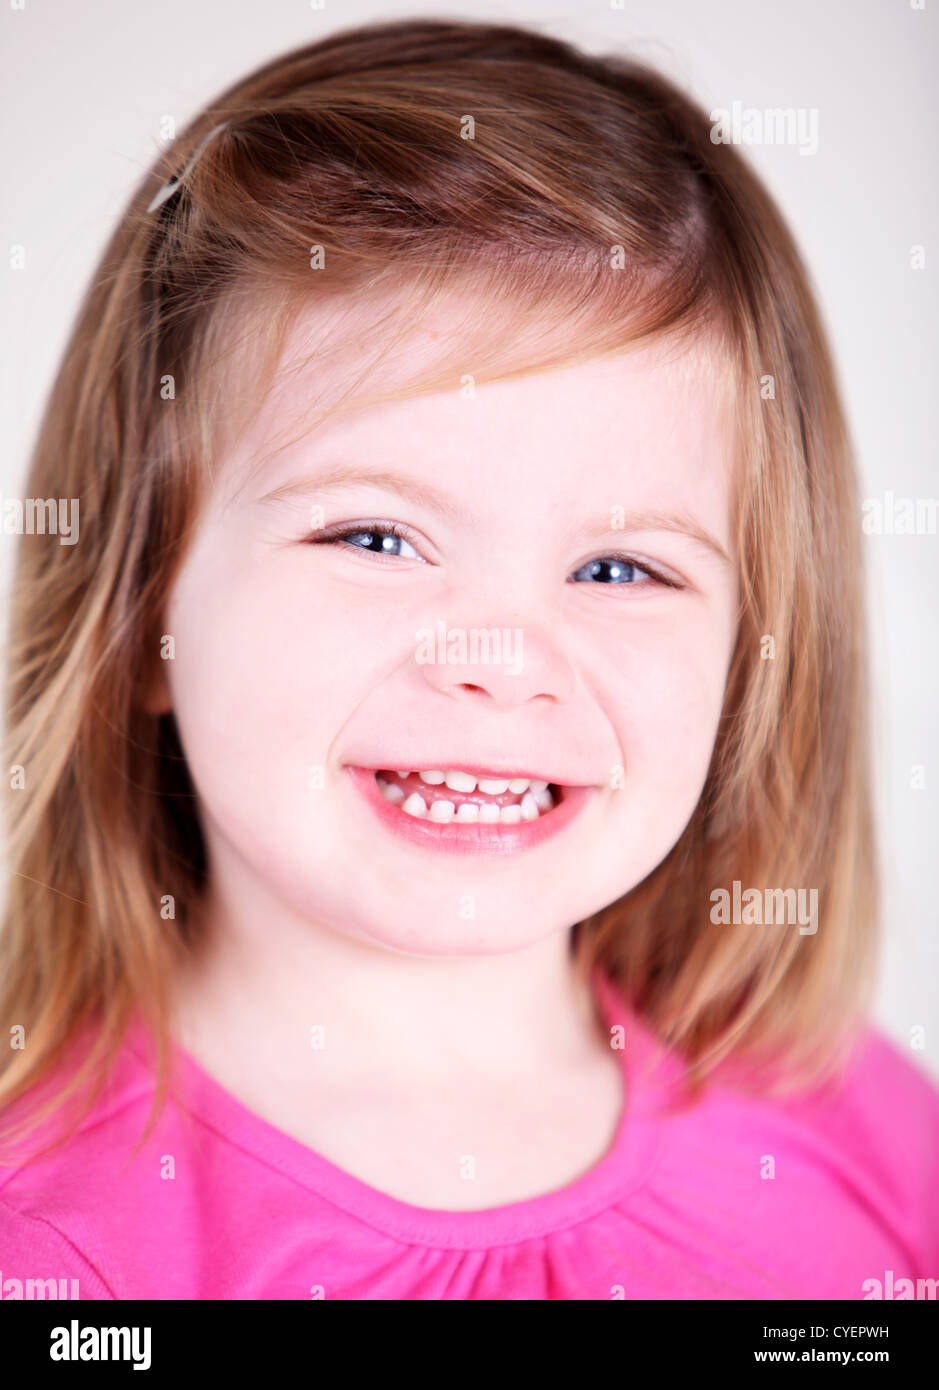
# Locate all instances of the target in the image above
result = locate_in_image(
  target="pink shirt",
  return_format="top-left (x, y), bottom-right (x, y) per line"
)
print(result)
top-left (1, 969), bottom-right (937, 1300)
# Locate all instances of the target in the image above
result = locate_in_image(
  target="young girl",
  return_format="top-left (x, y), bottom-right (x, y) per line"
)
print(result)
top-left (0, 17), bottom-right (936, 1301)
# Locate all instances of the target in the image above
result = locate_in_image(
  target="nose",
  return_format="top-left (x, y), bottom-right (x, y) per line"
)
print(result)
top-left (414, 615), bottom-right (576, 709)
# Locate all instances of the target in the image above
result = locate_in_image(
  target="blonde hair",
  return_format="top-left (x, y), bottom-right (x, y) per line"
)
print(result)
top-left (0, 17), bottom-right (876, 1161)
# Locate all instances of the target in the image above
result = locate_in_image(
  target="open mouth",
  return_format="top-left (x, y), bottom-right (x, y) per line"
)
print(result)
top-left (344, 763), bottom-right (591, 854)
top-left (373, 768), bottom-right (563, 824)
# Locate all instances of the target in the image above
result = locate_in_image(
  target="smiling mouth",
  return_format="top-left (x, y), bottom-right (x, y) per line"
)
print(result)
top-left (373, 768), bottom-right (562, 824)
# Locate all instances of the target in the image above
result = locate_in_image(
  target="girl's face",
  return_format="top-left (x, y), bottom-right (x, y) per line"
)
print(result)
top-left (157, 310), bottom-right (739, 956)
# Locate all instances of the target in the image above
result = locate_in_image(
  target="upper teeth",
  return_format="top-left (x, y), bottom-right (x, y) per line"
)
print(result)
top-left (395, 770), bottom-right (550, 796)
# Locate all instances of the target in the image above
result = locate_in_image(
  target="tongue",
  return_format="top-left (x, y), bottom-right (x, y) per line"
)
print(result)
top-left (378, 771), bottom-right (527, 808)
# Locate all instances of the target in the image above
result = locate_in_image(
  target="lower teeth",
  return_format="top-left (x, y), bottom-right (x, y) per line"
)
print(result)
top-left (376, 777), bottom-right (554, 823)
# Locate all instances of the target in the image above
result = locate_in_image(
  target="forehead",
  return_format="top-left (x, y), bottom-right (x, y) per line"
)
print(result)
top-left (221, 287), bottom-right (739, 517)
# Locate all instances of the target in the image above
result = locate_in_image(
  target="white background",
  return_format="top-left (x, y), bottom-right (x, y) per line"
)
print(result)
top-left (1, 1), bottom-right (936, 1077)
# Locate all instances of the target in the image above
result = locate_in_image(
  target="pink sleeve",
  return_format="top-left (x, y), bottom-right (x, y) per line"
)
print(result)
top-left (0, 1198), bottom-right (115, 1300)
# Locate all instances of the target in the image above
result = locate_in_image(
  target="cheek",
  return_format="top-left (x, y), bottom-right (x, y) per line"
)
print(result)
top-left (162, 549), bottom-right (391, 835)
top-left (600, 606), bottom-right (734, 815)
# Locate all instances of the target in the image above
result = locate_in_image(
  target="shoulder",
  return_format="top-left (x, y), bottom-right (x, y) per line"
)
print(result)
top-left (711, 1020), bottom-right (939, 1271)
top-left (0, 1020), bottom-right (175, 1299)
top-left (778, 1022), bottom-right (939, 1165)
top-left (0, 1200), bottom-right (116, 1299)
top-left (620, 1002), bottom-right (939, 1289)
top-left (0, 1020), bottom-right (162, 1190)
top-left (779, 1023), bottom-right (939, 1218)
top-left (820, 1025), bottom-right (938, 1271)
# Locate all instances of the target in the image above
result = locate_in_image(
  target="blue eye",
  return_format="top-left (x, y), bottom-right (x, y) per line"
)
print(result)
top-left (569, 556), bottom-right (676, 589)
top-left (311, 525), bottom-right (679, 589)
top-left (315, 523), bottom-right (424, 561)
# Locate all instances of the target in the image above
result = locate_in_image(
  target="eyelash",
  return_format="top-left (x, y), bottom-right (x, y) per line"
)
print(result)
top-left (306, 521), bottom-right (683, 590)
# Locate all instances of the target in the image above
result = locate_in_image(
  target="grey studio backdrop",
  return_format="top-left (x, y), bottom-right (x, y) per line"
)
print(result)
top-left (1, 0), bottom-right (936, 1077)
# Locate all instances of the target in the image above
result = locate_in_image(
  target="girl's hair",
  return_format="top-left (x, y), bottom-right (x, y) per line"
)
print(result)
top-left (0, 17), bottom-right (876, 1161)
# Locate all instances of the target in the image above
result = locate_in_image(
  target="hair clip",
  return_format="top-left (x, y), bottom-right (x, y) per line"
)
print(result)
top-left (146, 121), bottom-right (229, 213)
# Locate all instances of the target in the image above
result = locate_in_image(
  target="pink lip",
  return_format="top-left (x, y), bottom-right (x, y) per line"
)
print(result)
top-left (344, 766), bottom-right (595, 856)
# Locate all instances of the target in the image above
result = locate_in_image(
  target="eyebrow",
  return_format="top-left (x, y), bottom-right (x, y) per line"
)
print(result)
top-left (258, 465), bottom-right (470, 525)
top-left (595, 508), bottom-right (733, 566)
top-left (258, 463), bottom-right (733, 566)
